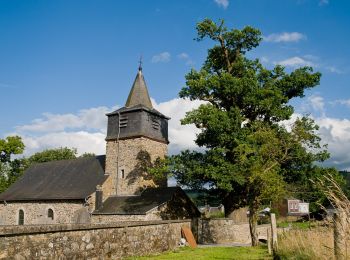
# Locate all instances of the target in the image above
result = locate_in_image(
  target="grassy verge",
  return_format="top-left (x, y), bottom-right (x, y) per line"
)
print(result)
top-left (275, 227), bottom-right (335, 260)
top-left (127, 246), bottom-right (271, 260)
top-left (277, 221), bottom-right (314, 230)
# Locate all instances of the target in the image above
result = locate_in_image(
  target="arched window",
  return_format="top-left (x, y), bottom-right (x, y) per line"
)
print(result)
top-left (18, 209), bottom-right (24, 225)
top-left (48, 208), bottom-right (54, 220)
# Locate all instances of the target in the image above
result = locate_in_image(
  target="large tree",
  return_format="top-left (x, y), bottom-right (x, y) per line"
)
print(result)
top-left (155, 19), bottom-right (338, 246)
top-left (25, 147), bottom-right (78, 166)
top-left (0, 136), bottom-right (25, 193)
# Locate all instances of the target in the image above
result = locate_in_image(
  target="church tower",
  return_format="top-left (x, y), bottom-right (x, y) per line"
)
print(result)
top-left (104, 66), bottom-right (169, 196)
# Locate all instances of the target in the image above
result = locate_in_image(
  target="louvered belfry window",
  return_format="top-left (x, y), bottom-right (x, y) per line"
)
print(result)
top-left (119, 116), bottom-right (128, 128)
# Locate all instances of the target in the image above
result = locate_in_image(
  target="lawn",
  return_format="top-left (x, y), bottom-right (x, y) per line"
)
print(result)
top-left (127, 246), bottom-right (272, 260)
top-left (277, 220), bottom-right (314, 230)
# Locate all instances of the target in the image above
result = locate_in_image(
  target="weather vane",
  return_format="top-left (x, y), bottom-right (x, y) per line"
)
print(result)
top-left (138, 55), bottom-right (143, 71)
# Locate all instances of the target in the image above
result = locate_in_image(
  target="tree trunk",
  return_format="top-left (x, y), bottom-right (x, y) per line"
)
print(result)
top-left (249, 203), bottom-right (259, 246)
top-left (222, 191), bottom-right (245, 217)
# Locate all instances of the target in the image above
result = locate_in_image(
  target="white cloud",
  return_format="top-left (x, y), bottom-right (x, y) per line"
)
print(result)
top-left (10, 98), bottom-right (204, 156)
top-left (214, 0), bottom-right (229, 9)
top-left (333, 99), bottom-right (350, 107)
top-left (177, 52), bottom-right (194, 66)
top-left (16, 106), bottom-right (111, 133)
top-left (308, 94), bottom-right (325, 115)
top-left (11, 106), bottom-right (114, 156)
top-left (11, 95), bottom-right (350, 171)
top-left (20, 131), bottom-right (106, 157)
top-left (177, 53), bottom-right (189, 60)
top-left (264, 32), bottom-right (305, 43)
top-left (152, 98), bottom-right (205, 154)
top-left (276, 56), bottom-right (315, 68)
top-left (325, 66), bottom-right (343, 74)
top-left (316, 117), bottom-right (350, 170)
top-left (290, 95), bottom-right (350, 170)
top-left (151, 52), bottom-right (171, 63)
top-left (319, 0), bottom-right (329, 6)
top-left (282, 112), bottom-right (350, 170)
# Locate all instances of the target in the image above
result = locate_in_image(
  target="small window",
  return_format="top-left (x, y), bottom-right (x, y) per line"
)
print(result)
top-left (121, 169), bottom-right (125, 179)
top-left (18, 210), bottom-right (24, 225)
top-left (48, 208), bottom-right (54, 220)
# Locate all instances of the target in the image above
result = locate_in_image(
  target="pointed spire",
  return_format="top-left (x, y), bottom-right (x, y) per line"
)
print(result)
top-left (125, 63), bottom-right (153, 109)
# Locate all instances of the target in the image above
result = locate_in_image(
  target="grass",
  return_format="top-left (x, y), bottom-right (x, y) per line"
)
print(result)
top-left (277, 221), bottom-right (314, 230)
top-left (127, 246), bottom-right (272, 260)
top-left (276, 227), bottom-right (336, 260)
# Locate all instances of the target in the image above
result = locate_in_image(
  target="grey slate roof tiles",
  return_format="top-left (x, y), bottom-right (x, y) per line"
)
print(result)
top-left (0, 156), bottom-right (107, 201)
top-left (125, 69), bottom-right (153, 109)
top-left (93, 187), bottom-right (182, 215)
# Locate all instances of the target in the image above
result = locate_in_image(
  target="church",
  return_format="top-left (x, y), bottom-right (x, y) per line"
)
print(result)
top-left (0, 66), bottom-right (200, 225)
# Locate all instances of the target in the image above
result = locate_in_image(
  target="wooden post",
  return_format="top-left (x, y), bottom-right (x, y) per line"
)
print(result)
top-left (270, 213), bottom-right (278, 253)
top-left (334, 209), bottom-right (347, 260)
top-left (267, 227), bottom-right (272, 255)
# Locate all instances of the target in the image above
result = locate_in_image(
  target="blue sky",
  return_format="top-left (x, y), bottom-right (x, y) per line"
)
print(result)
top-left (1, 0), bottom-right (350, 169)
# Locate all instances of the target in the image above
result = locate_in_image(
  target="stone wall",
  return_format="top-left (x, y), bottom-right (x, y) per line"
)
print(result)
top-left (0, 201), bottom-right (89, 226)
top-left (0, 219), bottom-right (190, 259)
top-left (91, 211), bottom-right (160, 223)
top-left (105, 137), bottom-right (167, 196)
top-left (197, 218), bottom-right (270, 245)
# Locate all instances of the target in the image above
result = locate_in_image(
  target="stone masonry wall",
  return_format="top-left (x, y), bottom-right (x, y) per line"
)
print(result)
top-left (198, 218), bottom-right (270, 245)
top-left (0, 201), bottom-right (88, 226)
top-left (0, 219), bottom-right (190, 259)
top-left (105, 137), bottom-right (167, 196)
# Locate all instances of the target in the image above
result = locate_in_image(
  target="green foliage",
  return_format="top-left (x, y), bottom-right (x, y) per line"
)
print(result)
top-left (25, 147), bottom-right (77, 167)
top-left (0, 136), bottom-right (25, 193)
top-left (0, 136), bottom-right (25, 163)
top-left (277, 221), bottom-right (314, 230)
top-left (79, 152), bottom-right (96, 158)
top-left (208, 211), bottom-right (225, 218)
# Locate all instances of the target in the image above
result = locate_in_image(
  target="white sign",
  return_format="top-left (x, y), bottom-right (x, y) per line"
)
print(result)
top-left (298, 203), bottom-right (309, 214)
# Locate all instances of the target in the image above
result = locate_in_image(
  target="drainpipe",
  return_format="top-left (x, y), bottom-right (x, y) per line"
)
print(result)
top-left (95, 185), bottom-right (103, 210)
top-left (116, 111), bottom-right (121, 195)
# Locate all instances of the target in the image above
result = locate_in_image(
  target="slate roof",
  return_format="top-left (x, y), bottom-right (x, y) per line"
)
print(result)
top-left (106, 104), bottom-right (169, 119)
top-left (93, 187), bottom-right (183, 215)
top-left (0, 156), bottom-right (107, 202)
top-left (125, 68), bottom-right (153, 109)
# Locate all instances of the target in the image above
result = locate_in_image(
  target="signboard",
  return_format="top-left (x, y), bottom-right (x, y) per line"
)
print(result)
top-left (298, 202), bottom-right (309, 214)
top-left (287, 199), bottom-right (309, 216)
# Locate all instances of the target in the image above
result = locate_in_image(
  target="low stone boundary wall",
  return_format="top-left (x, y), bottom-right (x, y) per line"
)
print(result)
top-left (0, 220), bottom-right (190, 259)
top-left (198, 218), bottom-right (270, 244)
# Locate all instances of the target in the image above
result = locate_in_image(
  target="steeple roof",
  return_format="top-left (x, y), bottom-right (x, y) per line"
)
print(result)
top-left (125, 67), bottom-right (153, 109)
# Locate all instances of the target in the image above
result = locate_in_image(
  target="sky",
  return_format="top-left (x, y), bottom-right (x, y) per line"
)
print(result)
top-left (1, 0), bottom-right (350, 169)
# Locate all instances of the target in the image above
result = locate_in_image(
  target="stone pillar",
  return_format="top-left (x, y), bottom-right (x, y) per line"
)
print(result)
top-left (267, 227), bottom-right (272, 255)
top-left (270, 213), bottom-right (278, 253)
